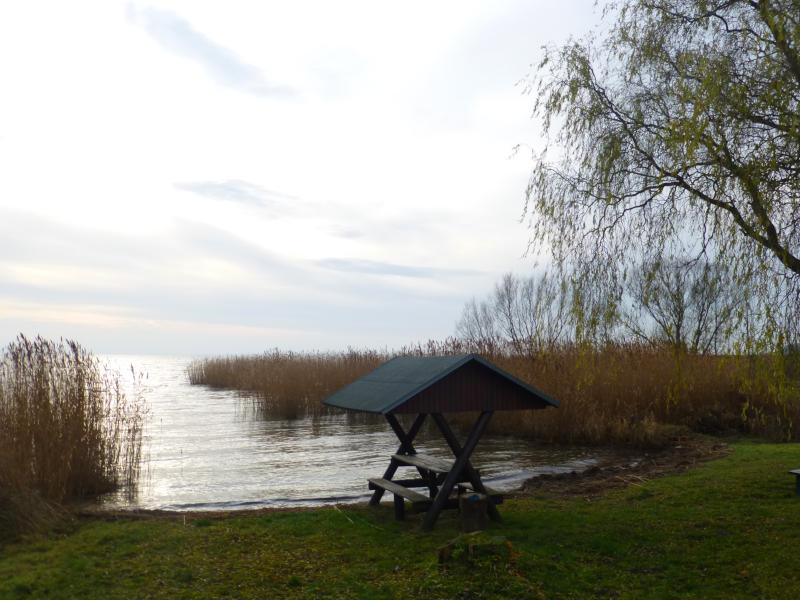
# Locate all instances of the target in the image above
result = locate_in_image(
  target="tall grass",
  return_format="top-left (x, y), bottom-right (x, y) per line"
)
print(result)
top-left (484, 344), bottom-right (763, 446)
top-left (0, 335), bottom-right (146, 539)
top-left (188, 348), bottom-right (388, 419)
top-left (189, 339), bottom-right (800, 446)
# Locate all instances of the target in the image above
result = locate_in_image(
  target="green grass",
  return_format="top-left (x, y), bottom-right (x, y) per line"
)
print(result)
top-left (2, 441), bottom-right (800, 599)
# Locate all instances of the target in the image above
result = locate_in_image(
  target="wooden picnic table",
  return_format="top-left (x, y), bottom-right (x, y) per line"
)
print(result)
top-left (366, 411), bottom-right (504, 528)
top-left (322, 354), bottom-right (558, 530)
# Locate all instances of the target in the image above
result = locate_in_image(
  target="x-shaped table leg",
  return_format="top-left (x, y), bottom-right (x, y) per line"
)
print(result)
top-left (421, 410), bottom-right (497, 530)
top-left (369, 413), bottom-right (427, 505)
top-left (431, 412), bottom-right (501, 523)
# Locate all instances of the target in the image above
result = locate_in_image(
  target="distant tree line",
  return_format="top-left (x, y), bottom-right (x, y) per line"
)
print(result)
top-left (456, 258), bottom-right (798, 357)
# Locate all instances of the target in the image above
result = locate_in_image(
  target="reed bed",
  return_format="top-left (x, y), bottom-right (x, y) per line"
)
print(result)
top-left (485, 345), bottom-right (755, 445)
top-left (188, 348), bottom-right (389, 420)
top-left (0, 335), bottom-right (146, 539)
top-left (189, 340), bottom-right (800, 447)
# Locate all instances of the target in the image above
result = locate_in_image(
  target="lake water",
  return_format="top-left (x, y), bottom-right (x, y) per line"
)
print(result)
top-left (94, 355), bottom-right (618, 512)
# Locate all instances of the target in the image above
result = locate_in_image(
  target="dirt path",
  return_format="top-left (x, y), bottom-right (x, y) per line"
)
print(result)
top-left (514, 437), bottom-right (731, 499)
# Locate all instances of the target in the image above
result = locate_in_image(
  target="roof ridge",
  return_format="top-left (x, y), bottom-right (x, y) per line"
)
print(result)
top-left (322, 354), bottom-right (558, 414)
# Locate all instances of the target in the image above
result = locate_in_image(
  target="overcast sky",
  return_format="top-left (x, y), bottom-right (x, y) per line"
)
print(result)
top-left (0, 1), bottom-right (600, 356)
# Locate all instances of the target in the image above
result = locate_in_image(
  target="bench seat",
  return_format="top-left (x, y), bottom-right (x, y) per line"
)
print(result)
top-left (368, 477), bottom-right (429, 502)
top-left (368, 477), bottom-right (431, 519)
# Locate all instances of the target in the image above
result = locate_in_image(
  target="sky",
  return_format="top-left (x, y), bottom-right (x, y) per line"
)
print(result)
top-left (0, 0), bottom-right (601, 356)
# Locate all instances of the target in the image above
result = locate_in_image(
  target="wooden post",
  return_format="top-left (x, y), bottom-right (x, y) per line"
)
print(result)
top-left (385, 413), bottom-right (426, 455)
top-left (394, 494), bottom-right (405, 520)
top-left (422, 411), bottom-right (493, 531)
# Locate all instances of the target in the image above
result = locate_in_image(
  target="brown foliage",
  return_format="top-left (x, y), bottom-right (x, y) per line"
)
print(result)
top-left (188, 348), bottom-right (388, 419)
top-left (190, 340), bottom-right (800, 446)
top-left (0, 335), bottom-right (146, 539)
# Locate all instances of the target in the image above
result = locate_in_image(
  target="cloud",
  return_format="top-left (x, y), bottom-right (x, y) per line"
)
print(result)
top-left (329, 227), bottom-right (364, 239)
top-left (169, 218), bottom-right (306, 281)
top-left (0, 207), bottom-right (304, 296)
top-left (0, 208), bottom-right (470, 352)
top-left (174, 179), bottom-right (299, 216)
top-left (0, 209), bottom-right (311, 328)
top-left (127, 4), bottom-right (294, 98)
top-left (316, 258), bottom-right (480, 279)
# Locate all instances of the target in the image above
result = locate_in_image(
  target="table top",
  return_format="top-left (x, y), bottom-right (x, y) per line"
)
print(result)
top-left (392, 453), bottom-right (455, 474)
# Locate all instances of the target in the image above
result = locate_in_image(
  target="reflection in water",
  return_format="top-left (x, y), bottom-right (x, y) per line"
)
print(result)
top-left (95, 356), bottom-right (621, 512)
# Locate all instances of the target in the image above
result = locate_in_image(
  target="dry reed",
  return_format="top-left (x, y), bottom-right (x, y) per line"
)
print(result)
top-left (189, 339), bottom-right (800, 447)
top-left (188, 348), bottom-right (388, 419)
top-left (0, 335), bottom-right (146, 539)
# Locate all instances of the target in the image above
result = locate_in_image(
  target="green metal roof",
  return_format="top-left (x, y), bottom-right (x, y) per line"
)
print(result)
top-left (321, 353), bottom-right (559, 414)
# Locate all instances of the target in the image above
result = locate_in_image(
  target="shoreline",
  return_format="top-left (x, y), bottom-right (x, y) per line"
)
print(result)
top-left (75, 436), bottom-right (731, 522)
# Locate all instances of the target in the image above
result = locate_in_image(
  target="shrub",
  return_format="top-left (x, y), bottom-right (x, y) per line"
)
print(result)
top-left (0, 335), bottom-right (146, 539)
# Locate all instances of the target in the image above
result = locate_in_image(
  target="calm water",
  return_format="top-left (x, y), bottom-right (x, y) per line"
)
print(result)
top-left (95, 355), bottom-right (617, 512)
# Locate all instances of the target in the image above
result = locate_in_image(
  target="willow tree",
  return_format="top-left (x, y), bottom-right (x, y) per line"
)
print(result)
top-left (525, 0), bottom-right (800, 347)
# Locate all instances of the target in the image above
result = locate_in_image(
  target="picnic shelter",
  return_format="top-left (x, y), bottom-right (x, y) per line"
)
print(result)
top-left (322, 353), bottom-right (558, 529)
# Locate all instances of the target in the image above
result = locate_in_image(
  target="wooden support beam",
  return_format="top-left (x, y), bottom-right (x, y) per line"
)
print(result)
top-left (370, 413), bottom-right (427, 505)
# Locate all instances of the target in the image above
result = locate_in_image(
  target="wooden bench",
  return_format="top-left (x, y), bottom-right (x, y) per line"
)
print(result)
top-left (368, 477), bottom-right (430, 520)
top-left (790, 469), bottom-right (800, 496)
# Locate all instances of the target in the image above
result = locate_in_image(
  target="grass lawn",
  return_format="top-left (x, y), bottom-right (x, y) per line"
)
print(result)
top-left (2, 441), bottom-right (799, 599)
